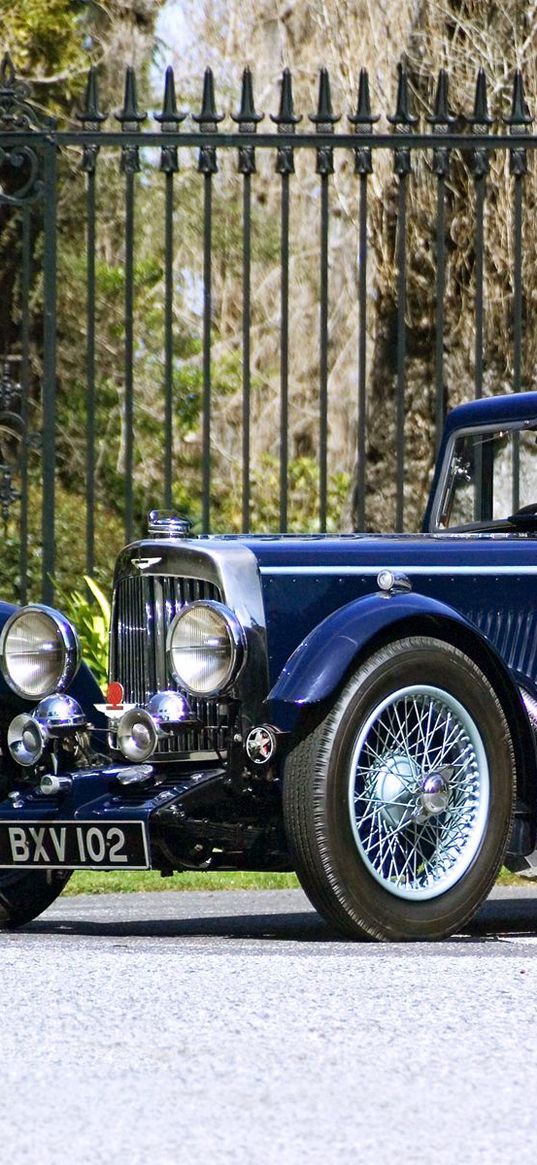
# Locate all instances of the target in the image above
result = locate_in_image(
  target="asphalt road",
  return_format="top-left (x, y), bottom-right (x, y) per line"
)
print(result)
top-left (3, 884), bottom-right (537, 1165)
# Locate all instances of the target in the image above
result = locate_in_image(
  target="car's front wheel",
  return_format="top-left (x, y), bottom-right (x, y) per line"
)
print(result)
top-left (283, 636), bottom-right (516, 941)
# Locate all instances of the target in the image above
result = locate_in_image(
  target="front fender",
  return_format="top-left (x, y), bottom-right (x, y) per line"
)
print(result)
top-left (265, 590), bottom-right (537, 852)
top-left (265, 591), bottom-right (525, 724)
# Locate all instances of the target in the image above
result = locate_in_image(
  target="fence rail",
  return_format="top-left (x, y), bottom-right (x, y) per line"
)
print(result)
top-left (0, 52), bottom-right (535, 602)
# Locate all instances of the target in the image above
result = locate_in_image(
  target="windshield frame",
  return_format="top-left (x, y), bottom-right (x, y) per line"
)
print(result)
top-left (430, 419), bottom-right (537, 533)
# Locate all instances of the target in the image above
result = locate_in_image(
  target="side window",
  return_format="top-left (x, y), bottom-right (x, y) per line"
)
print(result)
top-left (517, 430), bottom-right (537, 510)
top-left (442, 433), bottom-right (476, 527)
top-left (438, 426), bottom-right (537, 529)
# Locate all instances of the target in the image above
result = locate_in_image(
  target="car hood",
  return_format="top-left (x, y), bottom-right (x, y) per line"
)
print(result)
top-left (238, 530), bottom-right (537, 572)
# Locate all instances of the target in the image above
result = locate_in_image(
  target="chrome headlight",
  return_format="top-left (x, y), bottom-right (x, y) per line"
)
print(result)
top-left (0, 605), bottom-right (80, 700)
top-left (167, 600), bottom-right (246, 697)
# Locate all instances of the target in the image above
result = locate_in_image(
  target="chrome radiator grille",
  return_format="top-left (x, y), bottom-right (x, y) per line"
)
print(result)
top-left (111, 573), bottom-right (227, 756)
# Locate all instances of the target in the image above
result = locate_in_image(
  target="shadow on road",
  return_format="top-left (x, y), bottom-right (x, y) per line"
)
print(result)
top-left (467, 892), bottom-right (537, 938)
top-left (26, 909), bottom-right (339, 942)
top-left (15, 889), bottom-right (537, 945)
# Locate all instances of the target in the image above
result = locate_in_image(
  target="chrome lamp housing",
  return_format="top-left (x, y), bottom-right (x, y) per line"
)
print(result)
top-left (167, 600), bottom-right (246, 698)
top-left (0, 605), bottom-right (80, 700)
top-left (7, 694), bottom-right (88, 768)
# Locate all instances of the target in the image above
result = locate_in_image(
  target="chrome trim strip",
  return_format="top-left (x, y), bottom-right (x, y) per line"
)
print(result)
top-left (153, 578), bottom-right (167, 693)
top-left (259, 565), bottom-right (537, 576)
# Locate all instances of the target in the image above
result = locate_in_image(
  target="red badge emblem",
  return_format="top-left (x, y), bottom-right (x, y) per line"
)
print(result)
top-left (106, 682), bottom-right (124, 710)
top-left (94, 682), bottom-right (134, 721)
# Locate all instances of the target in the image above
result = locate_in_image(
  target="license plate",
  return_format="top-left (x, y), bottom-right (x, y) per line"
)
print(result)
top-left (0, 821), bottom-right (150, 869)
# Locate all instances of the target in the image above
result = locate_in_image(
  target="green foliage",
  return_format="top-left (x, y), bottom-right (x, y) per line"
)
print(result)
top-left (2, 0), bottom-right (166, 113)
top-left (54, 575), bottom-right (110, 690)
top-left (0, 475), bottom-right (125, 604)
top-left (2, 0), bottom-right (89, 104)
top-left (61, 866), bottom-right (525, 896)
top-left (1, 12), bottom-right (353, 602)
top-left (211, 454), bottom-right (351, 534)
top-left (66, 869), bottom-right (300, 895)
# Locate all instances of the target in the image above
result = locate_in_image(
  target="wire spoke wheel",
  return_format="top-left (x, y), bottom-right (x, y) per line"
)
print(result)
top-left (349, 685), bottom-right (488, 900)
top-left (283, 636), bottom-right (516, 941)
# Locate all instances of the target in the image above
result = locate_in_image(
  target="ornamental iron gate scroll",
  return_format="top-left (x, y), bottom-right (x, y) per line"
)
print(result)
top-left (0, 52), bottom-right (535, 602)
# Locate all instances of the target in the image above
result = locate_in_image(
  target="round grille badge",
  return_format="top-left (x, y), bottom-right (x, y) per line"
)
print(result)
top-left (246, 725), bottom-right (277, 765)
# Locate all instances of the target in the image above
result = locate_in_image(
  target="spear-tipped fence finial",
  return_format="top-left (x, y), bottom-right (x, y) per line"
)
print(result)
top-left (116, 66), bottom-right (146, 128)
top-left (232, 67), bottom-right (264, 129)
top-left (77, 67), bottom-right (106, 125)
top-left (388, 62), bottom-right (418, 128)
top-left (309, 68), bottom-right (339, 128)
top-left (348, 68), bottom-right (379, 128)
top-left (0, 52), bottom-right (16, 91)
top-left (467, 68), bottom-right (492, 126)
top-left (505, 69), bottom-right (532, 128)
top-left (155, 66), bottom-right (186, 130)
top-left (427, 69), bottom-right (457, 128)
top-left (193, 67), bottom-right (224, 129)
top-left (271, 68), bottom-right (301, 128)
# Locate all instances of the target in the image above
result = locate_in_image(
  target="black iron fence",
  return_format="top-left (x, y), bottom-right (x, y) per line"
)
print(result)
top-left (0, 51), bottom-right (536, 603)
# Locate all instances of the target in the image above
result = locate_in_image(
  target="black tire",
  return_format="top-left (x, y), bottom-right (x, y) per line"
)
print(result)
top-left (283, 636), bottom-right (516, 941)
top-left (0, 869), bottom-right (71, 928)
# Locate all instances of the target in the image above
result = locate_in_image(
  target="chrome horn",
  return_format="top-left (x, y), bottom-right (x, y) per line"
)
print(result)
top-left (7, 694), bottom-right (87, 768)
top-left (116, 708), bottom-right (159, 763)
top-left (115, 692), bottom-right (198, 762)
top-left (7, 714), bottom-right (48, 767)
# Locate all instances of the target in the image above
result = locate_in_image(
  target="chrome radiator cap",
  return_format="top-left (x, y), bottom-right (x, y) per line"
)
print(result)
top-left (147, 510), bottom-right (194, 538)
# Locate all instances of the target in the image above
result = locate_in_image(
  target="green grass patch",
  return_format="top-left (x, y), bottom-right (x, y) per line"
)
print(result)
top-left (63, 866), bottom-right (529, 896)
top-left (64, 869), bottom-right (300, 895)
top-left (496, 867), bottom-right (530, 887)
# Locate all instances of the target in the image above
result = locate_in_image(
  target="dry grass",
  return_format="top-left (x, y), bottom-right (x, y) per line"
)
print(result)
top-left (191, 1), bottom-right (537, 534)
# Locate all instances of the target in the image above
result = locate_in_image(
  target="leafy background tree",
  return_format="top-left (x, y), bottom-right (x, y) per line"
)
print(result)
top-left (0, 0), bottom-right (166, 598)
top-left (1, 0), bottom-right (536, 611)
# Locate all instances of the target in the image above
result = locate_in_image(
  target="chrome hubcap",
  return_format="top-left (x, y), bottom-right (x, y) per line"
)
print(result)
top-left (374, 754), bottom-right (419, 828)
top-left (420, 772), bottom-right (451, 816)
top-left (374, 758), bottom-right (452, 829)
top-left (348, 685), bottom-right (489, 901)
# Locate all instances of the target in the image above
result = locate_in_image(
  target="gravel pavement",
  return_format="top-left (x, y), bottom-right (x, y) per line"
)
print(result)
top-left (2, 884), bottom-right (537, 1165)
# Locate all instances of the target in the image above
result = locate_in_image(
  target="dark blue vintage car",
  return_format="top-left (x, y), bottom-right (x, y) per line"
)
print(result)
top-left (1, 390), bottom-right (537, 941)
